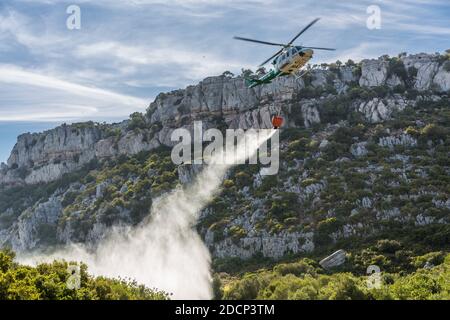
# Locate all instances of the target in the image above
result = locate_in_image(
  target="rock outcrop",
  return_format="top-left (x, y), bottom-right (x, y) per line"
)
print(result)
top-left (319, 249), bottom-right (347, 269)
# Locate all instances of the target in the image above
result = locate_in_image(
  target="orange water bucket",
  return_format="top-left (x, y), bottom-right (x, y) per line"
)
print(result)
top-left (272, 116), bottom-right (284, 129)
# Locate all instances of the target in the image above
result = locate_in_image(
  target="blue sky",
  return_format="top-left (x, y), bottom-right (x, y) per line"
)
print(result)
top-left (0, 0), bottom-right (449, 163)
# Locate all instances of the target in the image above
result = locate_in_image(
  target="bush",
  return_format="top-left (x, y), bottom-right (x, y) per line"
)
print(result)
top-left (274, 259), bottom-right (318, 277)
top-left (443, 61), bottom-right (450, 72)
top-left (376, 239), bottom-right (402, 254)
top-left (421, 124), bottom-right (447, 141)
top-left (127, 112), bottom-right (147, 131)
top-left (0, 250), bottom-right (168, 300)
top-left (388, 58), bottom-right (408, 81)
top-left (407, 66), bottom-right (418, 79)
top-left (223, 274), bottom-right (265, 300)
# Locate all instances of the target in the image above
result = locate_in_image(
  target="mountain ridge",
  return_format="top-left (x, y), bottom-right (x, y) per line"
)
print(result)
top-left (0, 52), bottom-right (449, 266)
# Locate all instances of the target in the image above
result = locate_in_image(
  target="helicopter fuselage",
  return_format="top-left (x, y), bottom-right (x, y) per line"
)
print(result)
top-left (234, 18), bottom-right (335, 88)
top-left (273, 46), bottom-right (313, 75)
top-left (246, 47), bottom-right (313, 88)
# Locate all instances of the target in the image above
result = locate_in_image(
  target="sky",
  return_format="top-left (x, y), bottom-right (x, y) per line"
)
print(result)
top-left (0, 0), bottom-right (449, 163)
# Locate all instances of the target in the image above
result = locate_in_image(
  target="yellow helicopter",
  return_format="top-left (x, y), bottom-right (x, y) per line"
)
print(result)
top-left (234, 18), bottom-right (335, 88)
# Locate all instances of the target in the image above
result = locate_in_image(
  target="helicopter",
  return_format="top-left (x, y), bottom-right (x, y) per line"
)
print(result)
top-left (234, 18), bottom-right (335, 89)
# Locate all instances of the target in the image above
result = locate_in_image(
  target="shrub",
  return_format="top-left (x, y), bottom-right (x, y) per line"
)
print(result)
top-left (388, 58), bottom-right (408, 81)
top-left (421, 124), bottom-right (447, 141)
top-left (223, 179), bottom-right (235, 188)
top-left (0, 250), bottom-right (168, 300)
top-left (443, 61), bottom-right (450, 72)
top-left (405, 126), bottom-right (420, 137)
top-left (127, 112), bottom-right (147, 131)
top-left (376, 239), bottom-right (402, 254)
top-left (408, 66), bottom-right (418, 78)
top-left (274, 259), bottom-right (318, 277)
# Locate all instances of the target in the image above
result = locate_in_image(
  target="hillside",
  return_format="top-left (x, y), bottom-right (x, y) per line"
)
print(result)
top-left (0, 52), bottom-right (449, 299)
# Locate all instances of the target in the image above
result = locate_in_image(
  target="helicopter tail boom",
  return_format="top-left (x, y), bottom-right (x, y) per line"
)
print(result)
top-left (245, 78), bottom-right (265, 88)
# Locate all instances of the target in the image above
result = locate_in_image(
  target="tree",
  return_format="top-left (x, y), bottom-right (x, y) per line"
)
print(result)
top-left (240, 69), bottom-right (254, 78)
top-left (256, 67), bottom-right (267, 76)
top-left (346, 59), bottom-right (356, 67)
top-left (222, 71), bottom-right (234, 78)
top-left (212, 274), bottom-right (223, 300)
top-left (319, 273), bottom-right (369, 300)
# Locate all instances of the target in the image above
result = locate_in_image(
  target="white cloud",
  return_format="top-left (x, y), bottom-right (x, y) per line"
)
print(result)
top-left (74, 41), bottom-right (251, 84)
top-left (329, 42), bottom-right (391, 63)
top-left (0, 65), bottom-right (148, 122)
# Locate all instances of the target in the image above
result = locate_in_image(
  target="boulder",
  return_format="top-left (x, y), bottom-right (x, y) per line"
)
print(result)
top-left (319, 249), bottom-right (347, 269)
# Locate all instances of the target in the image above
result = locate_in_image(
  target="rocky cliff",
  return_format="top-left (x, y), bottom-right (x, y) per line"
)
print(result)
top-left (2, 53), bottom-right (449, 187)
top-left (0, 52), bottom-right (449, 260)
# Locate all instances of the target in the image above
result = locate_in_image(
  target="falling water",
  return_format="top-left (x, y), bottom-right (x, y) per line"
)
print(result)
top-left (18, 129), bottom-right (275, 299)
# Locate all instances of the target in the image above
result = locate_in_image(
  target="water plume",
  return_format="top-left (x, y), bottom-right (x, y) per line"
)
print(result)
top-left (19, 129), bottom-right (275, 299)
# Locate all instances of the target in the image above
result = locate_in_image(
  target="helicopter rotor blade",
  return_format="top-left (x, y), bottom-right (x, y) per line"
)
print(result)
top-left (259, 48), bottom-right (284, 67)
top-left (301, 46), bottom-right (336, 51)
top-left (233, 36), bottom-right (286, 47)
top-left (287, 18), bottom-right (320, 45)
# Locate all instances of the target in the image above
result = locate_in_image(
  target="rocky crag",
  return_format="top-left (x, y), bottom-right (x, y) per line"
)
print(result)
top-left (0, 52), bottom-right (449, 260)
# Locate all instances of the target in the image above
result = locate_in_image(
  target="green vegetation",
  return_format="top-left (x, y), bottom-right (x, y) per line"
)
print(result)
top-left (1, 61), bottom-right (449, 300)
top-left (388, 57), bottom-right (408, 82)
top-left (219, 253), bottom-right (450, 300)
top-left (127, 112), bottom-right (147, 131)
top-left (201, 99), bottom-right (449, 298)
top-left (60, 148), bottom-right (178, 239)
top-left (0, 250), bottom-right (168, 300)
top-left (443, 61), bottom-right (450, 72)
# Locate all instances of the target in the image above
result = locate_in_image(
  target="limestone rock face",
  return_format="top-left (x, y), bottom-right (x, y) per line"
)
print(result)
top-left (7, 124), bottom-right (102, 169)
top-left (301, 102), bottom-right (321, 127)
top-left (1, 196), bottom-right (62, 251)
top-left (357, 96), bottom-right (408, 123)
top-left (208, 230), bottom-right (315, 259)
top-left (386, 74), bottom-right (403, 87)
top-left (433, 65), bottom-right (450, 92)
top-left (339, 66), bottom-right (357, 83)
top-left (350, 142), bottom-right (368, 158)
top-left (311, 70), bottom-right (328, 88)
top-left (402, 54), bottom-right (436, 90)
